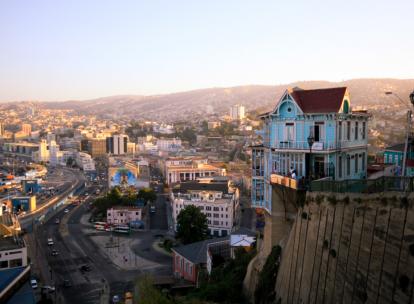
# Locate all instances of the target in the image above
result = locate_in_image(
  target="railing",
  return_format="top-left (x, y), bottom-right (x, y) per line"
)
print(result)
top-left (273, 140), bottom-right (367, 151)
top-left (310, 176), bottom-right (414, 193)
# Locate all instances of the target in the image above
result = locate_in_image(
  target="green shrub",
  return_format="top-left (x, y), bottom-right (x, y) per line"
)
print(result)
top-left (400, 197), bottom-right (409, 208)
top-left (343, 196), bottom-right (350, 205)
top-left (315, 195), bottom-right (324, 205)
top-left (327, 195), bottom-right (337, 205)
top-left (354, 197), bottom-right (362, 204)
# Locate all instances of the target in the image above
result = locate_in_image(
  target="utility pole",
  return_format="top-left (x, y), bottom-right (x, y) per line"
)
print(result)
top-left (402, 110), bottom-right (412, 177)
top-left (385, 91), bottom-right (414, 177)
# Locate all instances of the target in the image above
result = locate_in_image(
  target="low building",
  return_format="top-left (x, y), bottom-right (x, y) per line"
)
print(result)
top-left (106, 206), bottom-right (142, 225)
top-left (3, 142), bottom-right (39, 158)
top-left (157, 138), bottom-right (182, 152)
top-left (76, 152), bottom-right (96, 172)
top-left (11, 196), bottom-right (36, 214)
top-left (164, 157), bottom-right (225, 185)
top-left (0, 237), bottom-right (28, 270)
top-left (172, 237), bottom-right (230, 284)
top-left (171, 178), bottom-right (239, 237)
top-left (0, 212), bottom-right (31, 303)
top-left (383, 142), bottom-right (414, 176)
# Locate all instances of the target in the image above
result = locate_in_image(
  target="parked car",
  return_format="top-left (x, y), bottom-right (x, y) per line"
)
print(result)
top-left (41, 285), bottom-right (56, 293)
top-left (79, 264), bottom-right (92, 273)
top-left (63, 279), bottom-right (72, 288)
top-left (30, 279), bottom-right (38, 289)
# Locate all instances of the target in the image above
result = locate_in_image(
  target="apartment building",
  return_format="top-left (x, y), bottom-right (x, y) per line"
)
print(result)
top-left (171, 178), bottom-right (239, 237)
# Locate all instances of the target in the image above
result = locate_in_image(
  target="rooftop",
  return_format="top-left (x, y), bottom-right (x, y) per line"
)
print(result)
top-left (289, 87), bottom-right (347, 113)
top-left (172, 237), bottom-right (229, 264)
top-left (0, 236), bottom-right (25, 252)
top-left (385, 143), bottom-right (406, 152)
top-left (173, 180), bottom-right (229, 194)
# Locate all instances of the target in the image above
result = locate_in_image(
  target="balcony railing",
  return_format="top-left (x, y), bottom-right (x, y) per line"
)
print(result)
top-left (310, 176), bottom-right (414, 193)
top-left (273, 140), bottom-right (367, 151)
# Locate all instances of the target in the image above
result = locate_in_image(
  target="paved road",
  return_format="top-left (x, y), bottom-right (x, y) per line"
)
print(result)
top-left (149, 183), bottom-right (168, 231)
top-left (19, 167), bottom-right (85, 231)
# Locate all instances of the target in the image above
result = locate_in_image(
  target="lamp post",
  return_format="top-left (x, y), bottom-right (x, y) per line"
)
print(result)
top-left (307, 134), bottom-right (315, 187)
top-left (385, 91), bottom-right (414, 177)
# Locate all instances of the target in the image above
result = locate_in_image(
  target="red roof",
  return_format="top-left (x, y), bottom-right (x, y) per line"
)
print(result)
top-left (289, 87), bottom-right (347, 113)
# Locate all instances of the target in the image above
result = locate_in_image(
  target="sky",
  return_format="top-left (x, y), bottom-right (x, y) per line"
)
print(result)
top-left (0, 0), bottom-right (413, 102)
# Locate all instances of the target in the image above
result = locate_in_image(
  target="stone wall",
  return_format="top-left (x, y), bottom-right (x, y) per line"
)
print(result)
top-left (275, 192), bottom-right (414, 304)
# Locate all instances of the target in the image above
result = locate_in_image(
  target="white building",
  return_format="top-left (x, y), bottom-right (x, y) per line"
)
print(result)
top-left (230, 104), bottom-right (245, 120)
top-left (106, 206), bottom-right (142, 225)
top-left (171, 178), bottom-right (239, 237)
top-left (164, 157), bottom-right (226, 185)
top-left (76, 152), bottom-right (96, 172)
top-left (34, 139), bottom-right (50, 162)
top-left (157, 138), bottom-right (182, 152)
top-left (154, 124), bottom-right (175, 134)
top-left (49, 140), bottom-right (62, 166)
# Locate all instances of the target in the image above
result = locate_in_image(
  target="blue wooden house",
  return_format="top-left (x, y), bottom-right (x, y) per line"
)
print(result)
top-left (252, 87), bottom-right (370, 212)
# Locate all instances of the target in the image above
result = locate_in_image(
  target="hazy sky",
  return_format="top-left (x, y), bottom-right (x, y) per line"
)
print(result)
top-left (1, 0), bottom-right (413, 102)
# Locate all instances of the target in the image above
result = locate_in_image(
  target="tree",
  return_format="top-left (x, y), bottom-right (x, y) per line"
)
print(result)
top-left (176, 205), bottom-right (208, 244)
top-left (180, 127), bottom-right (197, 145)
top-left (66, 157), bottom-right (75, 167)
top-left (201, 120), bottom-right (209, 134)
top-left (135, 275), bottom-right (172, 304)
top-left (137, 188), bottom-right (157, 204)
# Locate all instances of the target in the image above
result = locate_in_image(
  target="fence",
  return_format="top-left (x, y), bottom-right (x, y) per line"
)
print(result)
top-left (310, 176), bottom-right (414, 193)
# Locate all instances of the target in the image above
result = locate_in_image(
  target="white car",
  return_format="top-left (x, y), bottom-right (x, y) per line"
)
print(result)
top-left (47, 238), bottom-right (54, 246)
top-left (31, 279), bottom-right (38, 289)
top-left (112, 295), bottom-right (120, 303)
top-left (64, 209), bottom-right (69, 213)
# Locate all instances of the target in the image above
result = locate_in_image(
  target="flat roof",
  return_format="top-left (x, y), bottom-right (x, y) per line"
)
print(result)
top-left (0, 237), bottom-right (25, 251)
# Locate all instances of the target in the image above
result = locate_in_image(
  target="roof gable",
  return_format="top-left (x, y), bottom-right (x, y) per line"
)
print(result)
top-left (272, 90), bottom-right (304, 115)
top-left (289, 87), bottom-right (348, 114)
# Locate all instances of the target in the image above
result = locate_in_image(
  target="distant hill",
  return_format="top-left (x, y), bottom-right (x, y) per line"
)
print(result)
top-left (38, 78), bottom-right (414, 120)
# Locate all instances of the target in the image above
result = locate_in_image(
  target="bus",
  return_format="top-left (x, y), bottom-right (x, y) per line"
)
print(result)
top-left (94, 221), bottom-right (107, 231)
top-left (113, 225), bottom-right (130, 234)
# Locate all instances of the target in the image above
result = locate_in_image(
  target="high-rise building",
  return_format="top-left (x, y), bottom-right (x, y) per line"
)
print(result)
top-left (88, 138), bottom-right (107, 158)
top-left (106, 134), bottom-right (128, 155)
top-left (21, 124), bottom-right (32, 136)
top-left (0, 122), bottom-right (4, 136)
top-left (230, 104), bottom-right (245, 120)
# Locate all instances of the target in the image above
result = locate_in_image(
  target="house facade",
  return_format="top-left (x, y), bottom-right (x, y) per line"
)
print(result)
top-left (171, 178), bottom-right (239, 237)
top-left (106, 206), bottom-right (142, 224)
top-left (383, 142), bottom-right (414, 176)
top-left (252, 87), bottom-right (369, 212)
top-left (172, 237), bottom-right (230, 285)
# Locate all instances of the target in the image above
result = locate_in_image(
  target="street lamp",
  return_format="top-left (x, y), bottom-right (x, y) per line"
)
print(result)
top-left (385, 91), bottom-right (414, 177)
top-left (307, 134), bottom-right (315, 185)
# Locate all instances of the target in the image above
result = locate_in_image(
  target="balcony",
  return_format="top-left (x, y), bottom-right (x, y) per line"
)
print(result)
top-left (273, 140), bottom-right (367, 151)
